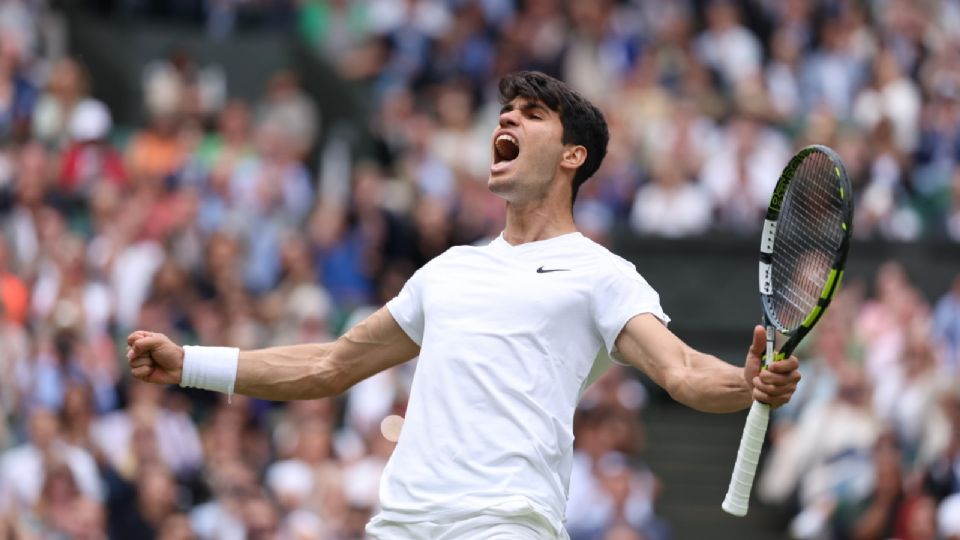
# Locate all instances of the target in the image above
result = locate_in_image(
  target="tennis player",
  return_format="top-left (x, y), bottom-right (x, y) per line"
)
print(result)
top-left (126, 71), bottom-right (801, 539)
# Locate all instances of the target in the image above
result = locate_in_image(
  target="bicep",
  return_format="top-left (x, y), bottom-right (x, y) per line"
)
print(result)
top-left (329, 306), bottom-right (420, 391)
top-left (235, 307), bottom-right (418, 400)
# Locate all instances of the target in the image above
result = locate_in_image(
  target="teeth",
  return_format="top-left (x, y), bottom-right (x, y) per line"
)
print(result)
top-left (494, 133), bottom-right (520, 163)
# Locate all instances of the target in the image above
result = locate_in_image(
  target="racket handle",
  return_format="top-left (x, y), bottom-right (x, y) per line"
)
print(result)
top-left (721, 400), bottom-right (770, 517)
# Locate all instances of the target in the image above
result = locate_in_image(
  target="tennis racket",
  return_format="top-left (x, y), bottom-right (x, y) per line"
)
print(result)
top-left (721, 144), bottom-right (854, 517)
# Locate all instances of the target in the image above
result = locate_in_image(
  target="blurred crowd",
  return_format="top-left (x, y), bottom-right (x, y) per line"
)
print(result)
top-left (0, 0), bottom-right (959, 539)
top-left (760, 264), bottom-right (960, 540)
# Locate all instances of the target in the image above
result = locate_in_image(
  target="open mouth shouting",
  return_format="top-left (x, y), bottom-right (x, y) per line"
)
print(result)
top-left (491, 130), bottom-right (520, 173)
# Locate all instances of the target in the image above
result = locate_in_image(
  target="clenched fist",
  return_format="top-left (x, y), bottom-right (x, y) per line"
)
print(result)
top-left (743, 325), bottom-right (801, 408)
top-left (126, 331), bottom-right (185, 385)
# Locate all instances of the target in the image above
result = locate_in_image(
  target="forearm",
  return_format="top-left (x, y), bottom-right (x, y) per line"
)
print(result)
top-left (615, 314), bottom-right (753, 414)
top-left (234, 306), bottom-right (418, 401)
top-left (666, 350), bottom-right (752, 413)
top-left (130, 309), bottom-right (417, 400)
top-left (235, 342), bottom-right (342, 400)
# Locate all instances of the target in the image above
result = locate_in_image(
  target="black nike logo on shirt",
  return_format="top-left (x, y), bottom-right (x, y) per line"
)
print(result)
top-left (536, 266), bottom-right (570, 273)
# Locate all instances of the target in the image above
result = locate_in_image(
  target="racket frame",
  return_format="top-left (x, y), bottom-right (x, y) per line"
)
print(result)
top-left (722, 144), bottom-right (854, 517)
top-left (759, 144), bottom-right (854, 361)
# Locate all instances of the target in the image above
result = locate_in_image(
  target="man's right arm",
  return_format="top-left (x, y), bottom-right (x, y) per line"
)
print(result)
top-left (127, 306), bottom-right (419, 401)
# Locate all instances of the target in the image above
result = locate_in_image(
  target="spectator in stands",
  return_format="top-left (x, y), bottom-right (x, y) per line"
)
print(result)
top-left (25, 322), bottom-right (117, 414)
top-left (8, 1), bottom-right (960, 538)
top-left (58, 99), bottom-right (127, 200)
top-left (699, 114), bottom-right (790, 231)
top-left (923, 387), bottom-right (960, 503)
top-left (5, 142), bottom-right (50, 277)
top-left (0, 407), bottom-right (103, 513)
top-left (594, 452), bottom-right (664, 540)
top-left (912, 79), bottom-right (960, 214)
top-left (426, 2), bottom-right (496, 89)
top-left (0, 32), bottom-right (38, 142)
top-left (0, 234), bottom-right (27, 325)
top-left (759, 363), bottom-right (882, 516)
top-left (629, 158), bottom-right (711, 237)
top-left (128, 69), bottom-right (187, 182)
top-left (800, 17), bottom-right (868, 119)
top-left (764, 28), bottom-right (804, 123)
top-left (93, 381), bottom-right (202, 480)
top-left (877, 329), bottom-right (945, 464)
top-left (369, 0), bottom-right (448, 95)
top-left (949, 168), bottom-right (960, 240)
top-left (60, 382), bottom-right (97, 452)
top-left (195, 98), bottom-right (254, 177)
top-left (190, 458), bottom-right (257, 540)
top-left (0, 299), bottom-right (27, 450)
top-left (265, 416), bottom-right (342, 526)
top-left (298, 0), bottom-right (373, 61)
top-left (694, 0), bottom-right (761, 92)
top-left (507, 0), bottom-right (566, 77)
top-left (36, 463), bottom-right (106, 539)
top-left (934, 274), bottom-right (960, 376)
top-left (562, 0), bottom-right (636, 105)
top-left (770, 314), bottom-right (848, 431)
top-left (256, 70), bottom-right (318, 161)
top-left (567, 402), bottom-right (654, 540)
top-left (429, 81), bottom-right (490, 180)
top-left (571, 125), bottom-right (633, 244)
top-left (852, 47), bottom-right (922, 154)
top-left (32, 58), bottom-right (92, 150)
top-left (830, 433), bottom-right (906, 540)
top-left (857, 261), bottom-right (914, 383)
top-left (108, 462), bottom-right (181, 538)
top-left (229, 118), bottom-right (313, 293)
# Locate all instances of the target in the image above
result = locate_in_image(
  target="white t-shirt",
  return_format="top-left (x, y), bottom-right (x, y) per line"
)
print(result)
top-left (379, 232), bottom-right (668, 531)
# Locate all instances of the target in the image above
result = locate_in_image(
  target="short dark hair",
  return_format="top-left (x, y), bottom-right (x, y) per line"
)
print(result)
top-left (498, 71), bottom-right (609, 204)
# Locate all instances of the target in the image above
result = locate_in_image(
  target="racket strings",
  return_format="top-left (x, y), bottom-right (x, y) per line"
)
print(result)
top-left (770, 152), bottom-right (845, 331)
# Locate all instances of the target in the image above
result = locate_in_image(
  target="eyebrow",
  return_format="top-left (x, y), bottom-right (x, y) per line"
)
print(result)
top-left (500, 101), bottom-right (550, 115)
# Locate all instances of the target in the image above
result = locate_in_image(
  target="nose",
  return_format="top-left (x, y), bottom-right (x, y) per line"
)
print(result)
top-left (499, 109), bottom-right (519, 128)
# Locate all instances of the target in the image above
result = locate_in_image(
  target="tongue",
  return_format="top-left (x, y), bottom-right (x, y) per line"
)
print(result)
top-left (496, 138), bottom-right (519, 161)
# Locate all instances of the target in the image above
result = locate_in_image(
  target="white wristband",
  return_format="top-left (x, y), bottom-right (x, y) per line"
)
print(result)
top-left (180, 346), bottom-right (240, 397)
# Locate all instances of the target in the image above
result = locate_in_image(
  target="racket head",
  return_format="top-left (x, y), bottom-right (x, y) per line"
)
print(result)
top-left (758, 145), bottom-right (853, 355)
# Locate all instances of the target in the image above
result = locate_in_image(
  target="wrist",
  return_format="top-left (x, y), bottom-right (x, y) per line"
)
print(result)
top-left (180, 345), bottom-right (240, 396)
top-left (176, 345), bottom-right (185, 384)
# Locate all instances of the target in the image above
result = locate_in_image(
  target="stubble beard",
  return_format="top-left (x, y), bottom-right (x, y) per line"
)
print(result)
top-left (489, 174), bottom-right (556, 211)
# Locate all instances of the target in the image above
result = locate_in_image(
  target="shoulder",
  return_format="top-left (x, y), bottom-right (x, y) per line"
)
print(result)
top-left (406, 243), bottom-right (483, 282)
top-left (425, 241), bottom-right (493, 266)
top-left (572, 238), bottom-right (664, 302)
top-left (571, 236), bottom-right (644, 280)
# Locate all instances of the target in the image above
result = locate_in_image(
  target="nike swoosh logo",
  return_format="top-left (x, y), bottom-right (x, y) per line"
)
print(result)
top-left (536, 266), bottom-right (571, 273)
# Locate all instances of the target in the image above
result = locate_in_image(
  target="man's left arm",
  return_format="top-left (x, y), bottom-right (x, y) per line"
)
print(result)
top-left (614, 314), bottom-right (800, 413)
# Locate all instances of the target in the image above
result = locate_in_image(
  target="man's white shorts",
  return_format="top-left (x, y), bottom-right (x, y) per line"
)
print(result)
top-left (365, 511), bottom-right (570, 540)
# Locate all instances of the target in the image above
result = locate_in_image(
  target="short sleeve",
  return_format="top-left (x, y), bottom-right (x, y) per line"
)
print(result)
top-left (592, 256), bottom-right (669, 355)
top-left (386, 267), bottom-right (427, 346)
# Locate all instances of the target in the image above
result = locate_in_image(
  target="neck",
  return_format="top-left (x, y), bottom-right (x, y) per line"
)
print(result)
top-left (502, 196), bottom-right (576, 245)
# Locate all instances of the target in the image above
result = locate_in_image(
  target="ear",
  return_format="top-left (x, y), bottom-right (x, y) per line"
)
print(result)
top-left (559, 145), bottom-right (587, 172)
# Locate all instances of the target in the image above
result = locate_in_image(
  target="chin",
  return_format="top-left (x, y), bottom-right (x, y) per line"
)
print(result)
top-left (487, 174), bottom-right (517, 201)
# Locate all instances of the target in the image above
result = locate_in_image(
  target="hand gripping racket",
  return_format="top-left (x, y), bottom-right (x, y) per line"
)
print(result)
top-left (721, 144), bottom-right (854, 516)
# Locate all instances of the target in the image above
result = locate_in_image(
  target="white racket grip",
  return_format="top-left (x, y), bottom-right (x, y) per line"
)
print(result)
top-left (721, 401), bottom-right (770, 516)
